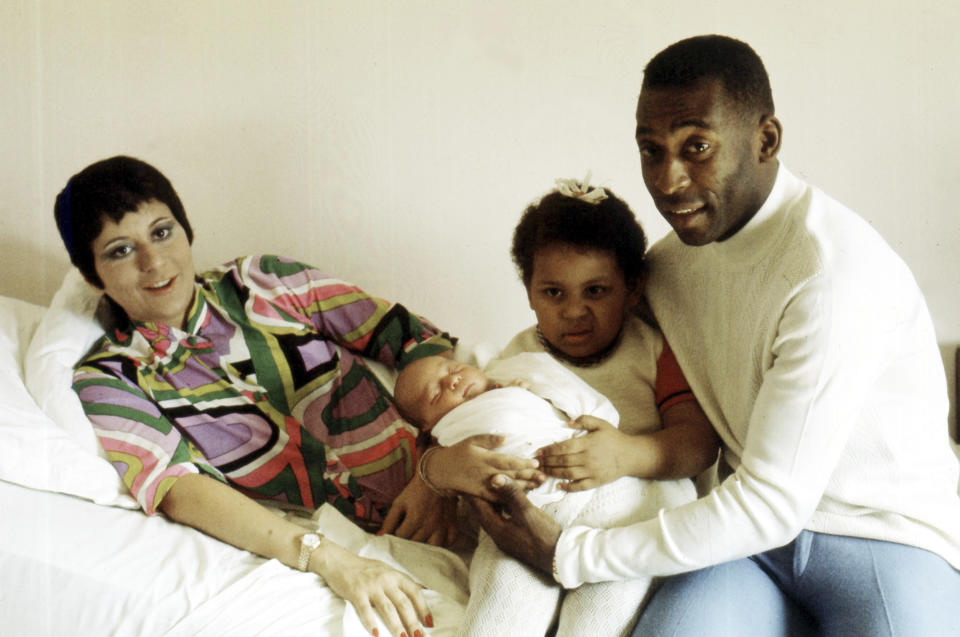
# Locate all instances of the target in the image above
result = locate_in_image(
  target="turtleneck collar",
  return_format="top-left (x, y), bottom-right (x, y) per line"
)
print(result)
top-left (700, 163), bottom-right (803, 266)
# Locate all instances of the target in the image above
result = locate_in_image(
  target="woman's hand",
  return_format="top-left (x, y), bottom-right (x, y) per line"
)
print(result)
top-left (317, 539), bottom-right (433, 637)
top-left (426, 435), bottom-right (545, 501)
top-left (160, 474), bottom-right (433, 637)
top-left (537, 415), bottom-right (636, 491)
top-left (380, 471), bottom-right (459, 547)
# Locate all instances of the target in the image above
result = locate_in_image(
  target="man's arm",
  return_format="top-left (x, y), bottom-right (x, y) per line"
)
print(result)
top-left (509, 275), bottom-right (896, 588)
top-left (550, 279), bottom-right (889, 586)
top-left (468, 475), bottom-right (561, 576)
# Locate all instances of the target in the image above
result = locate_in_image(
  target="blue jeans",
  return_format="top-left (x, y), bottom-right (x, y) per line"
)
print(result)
top-left (632, 531), bottom-right (960, 636)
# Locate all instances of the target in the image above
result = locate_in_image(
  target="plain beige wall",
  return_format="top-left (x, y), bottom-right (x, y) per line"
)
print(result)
top-left (3, 1), bottom-right (958, 425)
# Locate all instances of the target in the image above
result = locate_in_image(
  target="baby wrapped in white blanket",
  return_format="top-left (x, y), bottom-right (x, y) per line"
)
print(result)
top-left (395, 352), bottom-right (695, 636)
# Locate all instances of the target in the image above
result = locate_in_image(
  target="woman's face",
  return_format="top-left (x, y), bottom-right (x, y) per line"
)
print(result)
top-left (527, 244), bottom-right (638, 360)
top-left (91, 199), bottom-right (196, 329)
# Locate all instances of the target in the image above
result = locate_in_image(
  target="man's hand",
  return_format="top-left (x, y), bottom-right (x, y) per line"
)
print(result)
top-left (380, 471), bottom-right (458, 547)
top-left (469, 475), bottom-right (561, 576)
top-left (537, 415), bottom-right (635, 490)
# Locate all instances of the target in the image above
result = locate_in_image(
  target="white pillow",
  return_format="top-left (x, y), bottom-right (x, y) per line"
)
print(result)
top-left (0, 297), bottom-right (54, 488)
top-left (21, 269), bottom-right (136, 508)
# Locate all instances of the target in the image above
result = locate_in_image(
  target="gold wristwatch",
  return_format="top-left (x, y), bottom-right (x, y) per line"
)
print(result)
top-left (297, 532), bottom-right (324, 572)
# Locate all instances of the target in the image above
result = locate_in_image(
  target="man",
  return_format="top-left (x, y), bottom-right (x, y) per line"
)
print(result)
top-left (474, 35), bottom-right (960, 635)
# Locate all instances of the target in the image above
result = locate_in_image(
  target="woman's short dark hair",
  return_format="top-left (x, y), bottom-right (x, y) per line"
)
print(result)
top-left (54, 156), bottom-right (193, 288)
top-left (511, 187), bottom-right (647, 288)
top-left (643, 34), bottom-right (774, 118)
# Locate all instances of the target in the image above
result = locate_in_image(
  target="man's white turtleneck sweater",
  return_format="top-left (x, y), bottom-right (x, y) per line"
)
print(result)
top-left (553, 163), bottom-right (960, 587)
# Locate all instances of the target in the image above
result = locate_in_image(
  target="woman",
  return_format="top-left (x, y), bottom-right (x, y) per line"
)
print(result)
top-left (54, 156), bottom-right (541, 637)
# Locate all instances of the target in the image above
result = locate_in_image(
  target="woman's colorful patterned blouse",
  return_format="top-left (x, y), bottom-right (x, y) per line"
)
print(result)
top-left (74, 255), bottom-right (454, 521)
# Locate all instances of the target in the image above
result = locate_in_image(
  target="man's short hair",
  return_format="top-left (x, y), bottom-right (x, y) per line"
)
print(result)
top-left (643, 35), bottom-right (774, 117)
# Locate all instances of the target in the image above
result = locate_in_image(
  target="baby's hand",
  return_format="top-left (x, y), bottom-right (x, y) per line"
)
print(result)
top-left (535, 415), bottom-right (632, 491)
top-left (507, 379), bottom-right (530, 391)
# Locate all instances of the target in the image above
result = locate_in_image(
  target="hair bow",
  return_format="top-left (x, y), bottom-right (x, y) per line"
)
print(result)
top-left (554, 173), bottom-right (607, 204)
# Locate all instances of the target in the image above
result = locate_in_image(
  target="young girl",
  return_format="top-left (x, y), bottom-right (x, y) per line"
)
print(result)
top-left (463, 177), bottom-right (719, 636)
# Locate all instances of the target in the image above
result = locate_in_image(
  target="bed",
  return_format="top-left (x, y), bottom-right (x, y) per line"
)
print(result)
top-left (2, 272), bottom-right (959, 637)
top-left (0, 271), bottom-right (469, 636)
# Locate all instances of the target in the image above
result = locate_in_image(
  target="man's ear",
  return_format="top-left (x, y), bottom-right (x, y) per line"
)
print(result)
top-left (758, 115), bottom-right (782, 163)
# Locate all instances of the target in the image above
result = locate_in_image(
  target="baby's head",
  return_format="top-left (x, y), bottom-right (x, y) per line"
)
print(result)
top-left (395, 355), bottom-right (495, 430)
top-left (511, 178), bottom-right (647, 362)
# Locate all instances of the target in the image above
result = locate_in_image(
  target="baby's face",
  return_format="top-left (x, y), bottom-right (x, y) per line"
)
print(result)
top-left (395, 355), bottom-right (492, 430)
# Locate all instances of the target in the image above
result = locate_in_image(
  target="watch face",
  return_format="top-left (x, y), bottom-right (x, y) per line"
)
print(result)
top-left (302, 533), bottom-right (322, 548)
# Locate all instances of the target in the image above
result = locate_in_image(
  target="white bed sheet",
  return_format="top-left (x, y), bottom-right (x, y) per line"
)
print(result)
top-left (0, 478), bottom-right (468, 636)
top-left (2, 280), bottom-right (958, 636)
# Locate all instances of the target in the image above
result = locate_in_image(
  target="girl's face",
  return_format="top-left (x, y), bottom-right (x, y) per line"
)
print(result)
top-left (91, 199), bottom-right (196, 329)
top-left (527, 243), bottom-right (639, 361)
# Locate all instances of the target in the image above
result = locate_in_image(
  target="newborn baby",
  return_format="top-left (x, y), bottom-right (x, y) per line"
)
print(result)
top-left (394, 351), bottom-right (621, 512)
top-left (394, 352), bottom-right (696, 637)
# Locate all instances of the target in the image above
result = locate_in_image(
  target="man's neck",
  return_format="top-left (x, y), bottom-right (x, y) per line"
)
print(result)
top-left (718, 159), bottom-right (780, 243)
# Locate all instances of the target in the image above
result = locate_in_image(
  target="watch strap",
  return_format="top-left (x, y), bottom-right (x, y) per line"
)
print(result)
top-left (297, 532), bottom-right (324, 572)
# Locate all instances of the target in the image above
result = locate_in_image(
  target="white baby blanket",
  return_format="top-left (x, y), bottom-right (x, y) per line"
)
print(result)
top-left (431, 352), bottom-right (619, 512)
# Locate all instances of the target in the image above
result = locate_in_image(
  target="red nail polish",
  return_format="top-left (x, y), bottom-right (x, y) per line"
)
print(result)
top-left (425, 614), bottom-right (434, 628)
top-left (401, 633), bottom-right (408, 637)
top-left (372, 630), bottom-right (379, 637)
top-left (415, 631), bottom-right (423, 637)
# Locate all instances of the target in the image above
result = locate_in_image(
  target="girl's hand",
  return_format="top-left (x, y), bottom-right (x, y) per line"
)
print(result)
top-left (380, 471), bottom-right (459, 547)
top-left (426, 435), bottom-right (545, 501)
top-left (318, 540), bottom-right (432, 637)
top-left (537, 415), bottom-right (635, 491)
